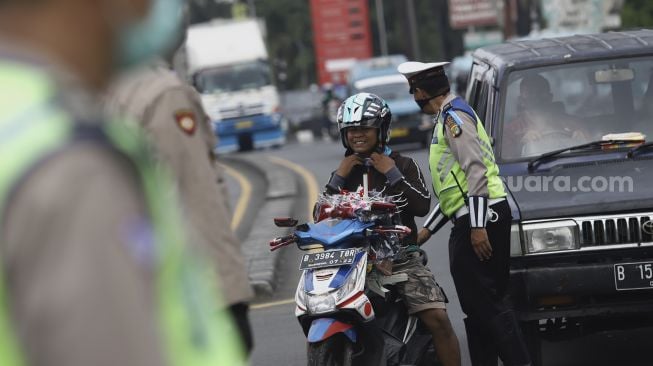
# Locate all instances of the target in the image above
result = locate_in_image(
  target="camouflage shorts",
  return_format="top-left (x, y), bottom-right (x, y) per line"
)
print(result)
top-left (393, 252), bottom-right (448, 314)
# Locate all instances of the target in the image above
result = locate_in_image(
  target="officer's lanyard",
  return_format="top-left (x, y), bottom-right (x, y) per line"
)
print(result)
top-left (451, 171), bottom-right (469, 205)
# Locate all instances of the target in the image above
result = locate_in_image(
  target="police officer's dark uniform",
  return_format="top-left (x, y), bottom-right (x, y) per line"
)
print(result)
top-left (398, 61), bottom-right (531, 366)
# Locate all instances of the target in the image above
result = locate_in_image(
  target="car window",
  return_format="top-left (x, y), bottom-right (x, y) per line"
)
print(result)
top-left (476, 81), bottom-right (489, 123)
top-left (498, 57), bottom-right (653, 160)
top-left (195, 61), bottom-right (272, 93)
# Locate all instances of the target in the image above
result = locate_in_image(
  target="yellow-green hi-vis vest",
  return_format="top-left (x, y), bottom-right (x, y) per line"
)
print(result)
top-left (429, 103), bottom-right (506, 217)
top-left (0, 61), bottom-right (245, 366)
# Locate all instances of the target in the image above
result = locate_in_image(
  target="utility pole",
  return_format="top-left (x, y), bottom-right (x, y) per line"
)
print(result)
top-left (247, 0), bottom-right (256, 18)
top-left (375, 0), bottom-right (389, 56)
top-left (503, 0), bottom-right (517, 40)
top-left (406, 0), bottom-right (421, 60)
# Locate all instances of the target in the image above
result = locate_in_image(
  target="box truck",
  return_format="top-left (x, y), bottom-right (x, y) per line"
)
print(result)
top-left (186, 19), bottom-right (286, 153)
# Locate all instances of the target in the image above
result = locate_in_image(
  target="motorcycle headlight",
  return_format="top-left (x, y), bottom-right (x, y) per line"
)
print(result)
top-left (334, 267), bottom-right (359, 304)
top-left (305, 266), bottom-right (361, 314)
top-left (307, 294), bottom-right (336, 314)
top-left (523, 220), bottom-right (579, 254)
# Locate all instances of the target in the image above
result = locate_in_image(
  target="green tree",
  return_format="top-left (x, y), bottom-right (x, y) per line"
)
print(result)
top-left (622, 0), bottom-right (653, 28)
top-left (255, 0), bottom-right (316, 90)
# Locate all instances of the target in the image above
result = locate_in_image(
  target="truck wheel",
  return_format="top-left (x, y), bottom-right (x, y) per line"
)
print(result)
top-left (307, 334), bottom-right (353, 366)
top-left (238, 134), bottom-right (254, 152)
top-left (521, 321), bottom-right (543, 366)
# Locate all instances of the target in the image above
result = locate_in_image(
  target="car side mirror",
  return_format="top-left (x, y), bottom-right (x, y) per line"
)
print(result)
top-left (274, 217), bottom-right (298, 227)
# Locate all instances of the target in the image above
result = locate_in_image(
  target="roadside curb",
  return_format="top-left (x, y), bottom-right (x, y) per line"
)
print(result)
top-left (226, 154), bottom-right (302, 295)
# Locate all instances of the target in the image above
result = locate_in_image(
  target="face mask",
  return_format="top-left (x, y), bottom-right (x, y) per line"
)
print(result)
top-left (415, 95), bottom-right (437, 113)
top-left (114, 0), bottom-right (184, 69)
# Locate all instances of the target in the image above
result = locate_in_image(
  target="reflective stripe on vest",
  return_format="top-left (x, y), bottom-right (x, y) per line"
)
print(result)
top-left (0, 61), bottom-right (245, 365)
top-left (429, 106), bottom-right (506, 217)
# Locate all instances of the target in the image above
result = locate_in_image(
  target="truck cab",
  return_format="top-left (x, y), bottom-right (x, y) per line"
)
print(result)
top-left (186, 19), bottom-right (286, 153)
top-left (468, 30), bottom-right (653, 364)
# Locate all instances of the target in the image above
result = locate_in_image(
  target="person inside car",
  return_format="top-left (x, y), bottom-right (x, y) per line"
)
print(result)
top-left (324, 92), bottom-right (461, 366)
top-left (503, 74), bottom-right (590, 158)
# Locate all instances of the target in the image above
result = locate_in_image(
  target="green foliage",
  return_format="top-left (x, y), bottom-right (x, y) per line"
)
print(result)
top-left (255, 0), bottom-right (316, 90)
top-left (622, 0), bottom-right (653, 28)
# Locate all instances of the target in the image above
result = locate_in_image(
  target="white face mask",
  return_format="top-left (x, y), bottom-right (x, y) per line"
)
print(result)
top-left (106, 0), bottom-right (184, 69)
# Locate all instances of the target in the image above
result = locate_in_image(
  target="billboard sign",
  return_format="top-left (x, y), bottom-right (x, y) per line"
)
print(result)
top-left (542, 0), bottom-right (623, 32)
top-left (448, 0), bottom-right (499, 29)
top-left (310, 0), bottom-right (373, 85)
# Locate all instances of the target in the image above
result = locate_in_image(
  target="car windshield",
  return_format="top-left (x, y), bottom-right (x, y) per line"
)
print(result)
top-left (355, 81), bottom-right (409, 102)
top-left (195, 61), bottom-right (272, 93)
top-left (499, 57), bottom-right (653, 160)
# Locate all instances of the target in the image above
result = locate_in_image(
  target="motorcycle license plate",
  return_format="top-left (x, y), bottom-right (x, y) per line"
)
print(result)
top-left (299, 249), bottom-right (358, 270)
top-left (614, 261), bottom-right (653, 291)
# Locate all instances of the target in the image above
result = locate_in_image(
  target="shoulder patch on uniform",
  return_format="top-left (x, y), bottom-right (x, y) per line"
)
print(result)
top-left (445, 115), bottom-right (462, 138)
top-left (174, 110), bottom-right (197, 136)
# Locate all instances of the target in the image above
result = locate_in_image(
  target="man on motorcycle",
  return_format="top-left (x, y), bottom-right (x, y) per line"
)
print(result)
top-left (324, 93), bottom-right (461, 366)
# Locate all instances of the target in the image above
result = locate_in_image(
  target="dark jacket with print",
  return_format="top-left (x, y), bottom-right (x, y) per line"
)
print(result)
top-left (325, 151), bottom-right (431, 245)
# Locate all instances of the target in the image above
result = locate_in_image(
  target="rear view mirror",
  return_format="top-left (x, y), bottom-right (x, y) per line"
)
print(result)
top-left (594, 68), bottom-right (634, 83)
top-left (274, 217), bottom-right (298, 227)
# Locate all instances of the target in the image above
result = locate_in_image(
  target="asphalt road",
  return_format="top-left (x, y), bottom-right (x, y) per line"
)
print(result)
top-left (224, 137), bottom-right (652, 366)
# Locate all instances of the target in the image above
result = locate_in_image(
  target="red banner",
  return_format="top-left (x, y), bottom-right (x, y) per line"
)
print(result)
top-left (310, 0), bottom-right (373, 85)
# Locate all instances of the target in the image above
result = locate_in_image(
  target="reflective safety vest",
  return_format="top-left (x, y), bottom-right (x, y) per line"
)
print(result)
top-left (0, 61), bottom-right (245, 366)
top-left (429, 98), bottom-right (506, 217)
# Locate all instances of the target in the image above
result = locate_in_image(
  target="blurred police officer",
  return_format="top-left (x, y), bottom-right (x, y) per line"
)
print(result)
top-left (0, 0), bottom-right (244, 365)
top-left (105, 26), bottom-right (254, 353)
top-left (399, 61), bottom-right (531, 366)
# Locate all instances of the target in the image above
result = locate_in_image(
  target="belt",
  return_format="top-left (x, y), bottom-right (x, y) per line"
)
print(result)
top-left (454, 197), bottom-right (506, 220)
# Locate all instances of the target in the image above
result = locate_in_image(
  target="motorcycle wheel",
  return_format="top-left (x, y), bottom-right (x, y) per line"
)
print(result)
top-left (307, 334), bottom-right (354, 366)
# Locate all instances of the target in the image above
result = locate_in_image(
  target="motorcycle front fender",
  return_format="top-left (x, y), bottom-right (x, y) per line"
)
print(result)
top-left (307, 318), bottom-right (357, 344)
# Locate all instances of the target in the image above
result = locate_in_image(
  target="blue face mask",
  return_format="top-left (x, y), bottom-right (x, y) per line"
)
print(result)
top-left (116, 0), bottom-right (184, 69)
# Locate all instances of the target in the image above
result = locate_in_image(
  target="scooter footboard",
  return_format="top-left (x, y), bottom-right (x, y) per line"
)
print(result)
top-left (307, 318), bottom-right (357, 343)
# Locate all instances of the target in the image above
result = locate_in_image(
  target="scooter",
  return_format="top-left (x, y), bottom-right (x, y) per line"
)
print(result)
top-left (270, 188), bottom-right (439, 366)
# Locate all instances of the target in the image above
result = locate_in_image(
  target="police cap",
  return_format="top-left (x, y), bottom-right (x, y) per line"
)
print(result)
top-left (398, 61), bottom-right (450, 95)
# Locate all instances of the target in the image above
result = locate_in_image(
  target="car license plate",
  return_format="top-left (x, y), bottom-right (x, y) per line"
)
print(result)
top-left (299, 249), bottom-right (358, 270)
top-left (614, 261), bottom-right (653, 291)
top-left (390, 128), bottom-right (409, 138)
top-left (236, 120), bottom-right (253, 129)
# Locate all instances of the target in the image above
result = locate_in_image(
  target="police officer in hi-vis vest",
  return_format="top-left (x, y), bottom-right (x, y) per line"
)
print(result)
top-left (398, 61), bottom-right (531, 366)
top-left (105, 13), bottom-right (255, 353)
top-left (0, 0), bottom-right (245, 365)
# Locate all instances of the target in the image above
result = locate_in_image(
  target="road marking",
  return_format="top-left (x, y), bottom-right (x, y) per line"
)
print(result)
top-left (219, 162), bottom-right (252, 231)
top-left (250, 298), bottom-right (296, 310)
top-left (268, 156), bottom-right (319, 219)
